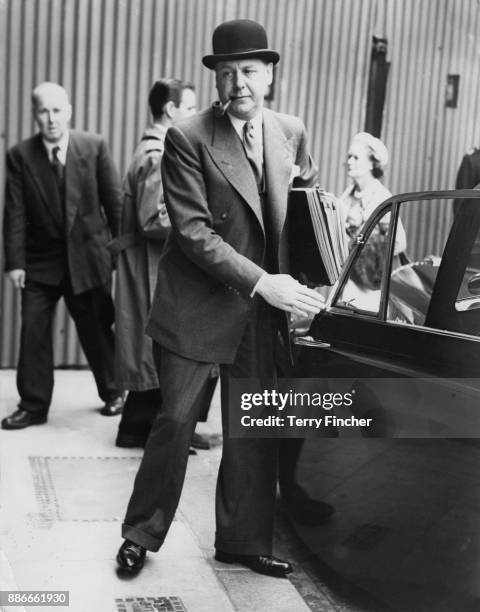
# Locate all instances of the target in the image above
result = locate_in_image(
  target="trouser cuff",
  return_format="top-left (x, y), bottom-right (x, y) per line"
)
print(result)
top-left (214, 536), bottom-right (272, 556)
top-left (18, 402), bottom-right (49, 416)
top-left (122, 523), bottom-right (164, 552)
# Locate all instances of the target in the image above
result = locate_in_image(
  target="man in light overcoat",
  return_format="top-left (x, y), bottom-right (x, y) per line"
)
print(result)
top-left (112, 79), bottom-right (196, 447)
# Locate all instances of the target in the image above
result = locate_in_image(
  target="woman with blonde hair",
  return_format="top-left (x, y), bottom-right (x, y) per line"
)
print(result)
top-left (339, 131), bottom-right (406, 254)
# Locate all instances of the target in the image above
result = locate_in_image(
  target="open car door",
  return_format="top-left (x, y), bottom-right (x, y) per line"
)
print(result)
top-left (291, 190), bottom-right (480, 437)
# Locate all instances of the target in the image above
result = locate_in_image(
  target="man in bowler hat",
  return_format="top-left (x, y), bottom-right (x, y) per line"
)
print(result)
top-left (117, 19), bottom-right (324, 577)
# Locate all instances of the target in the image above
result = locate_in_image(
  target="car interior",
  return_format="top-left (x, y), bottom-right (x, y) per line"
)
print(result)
top-left (334, 197), bottom-right (480, 334)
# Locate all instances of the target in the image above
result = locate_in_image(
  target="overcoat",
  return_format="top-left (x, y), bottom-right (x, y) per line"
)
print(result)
top-left (4, 130), bottom-right (122, 294)
top-left (146, 107), bottom-right (318, 363)
top-left (111, 125), bottom-right (171, 390)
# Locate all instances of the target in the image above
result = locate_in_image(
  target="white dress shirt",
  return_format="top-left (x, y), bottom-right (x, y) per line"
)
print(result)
top-left (42, 132), bottom-right (70, 165)
top-left (227, 111), bottom-right (264, 159)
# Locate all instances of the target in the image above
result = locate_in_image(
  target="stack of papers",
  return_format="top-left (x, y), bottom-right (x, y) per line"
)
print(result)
top-left (288, 188), bottom-right (349, 285)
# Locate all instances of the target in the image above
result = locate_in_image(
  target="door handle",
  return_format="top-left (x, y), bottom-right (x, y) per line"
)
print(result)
top-left (294, 336), bottom-right (331, 348)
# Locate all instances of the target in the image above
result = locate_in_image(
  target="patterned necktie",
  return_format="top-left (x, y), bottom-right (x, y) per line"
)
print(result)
top-left (243, 120), bottom-right (263, 188)
top-left (51, 146), bottom-right (64, 185)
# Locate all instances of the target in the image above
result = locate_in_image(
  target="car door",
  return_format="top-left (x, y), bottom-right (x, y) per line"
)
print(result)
top-left (292, 190), bottom-right (480, 437)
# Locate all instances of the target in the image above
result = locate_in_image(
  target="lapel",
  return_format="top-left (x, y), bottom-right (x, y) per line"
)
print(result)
top-left (24, 135), bottom-right (64, 228)
top-left (204, 113), bottom-right (264, 231)
top-left (64, 131), bottom-right (87, 234)
top-left (262, 109), bottom-right (295, 240)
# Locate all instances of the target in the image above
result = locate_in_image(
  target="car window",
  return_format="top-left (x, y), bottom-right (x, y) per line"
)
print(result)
top-left (334, 209), bottom-right (392, 316)
top-left (387, 199), bottom-right (453, 326)
top-left (455, 221), bottom-right (480, 312)
top-left (332, 196), bottom-right (480, 335)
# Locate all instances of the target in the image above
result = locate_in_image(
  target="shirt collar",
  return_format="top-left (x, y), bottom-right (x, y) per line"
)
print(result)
top-left (42, 131), bottom-right (70, 164)
top-left (227, 111), bottom-right (263, 142)
top-left (145, 123), bottom-right (169, 141)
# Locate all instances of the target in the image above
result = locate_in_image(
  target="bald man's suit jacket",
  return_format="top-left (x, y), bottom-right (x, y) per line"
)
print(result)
top-left (146, 107), bottom-right (317, 363)
top-left (4, 130), bottom-right (122, 294)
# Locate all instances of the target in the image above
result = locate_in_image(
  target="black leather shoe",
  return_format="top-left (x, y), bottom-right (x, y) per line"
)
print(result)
top-left (116, 540), bottom-right (146, 573)
top-left (191, 432), bottom-right (210, 450)
top-left (100, 394), bottom-right (125, 416)
top-left (215, 551), bottom-right (292, 577)
top-left (284, 493), bottom-right (334, 526)
top-left (115, 433), bottom-right (147, 448)
top-left (1, 409), bottom-right (47, 430)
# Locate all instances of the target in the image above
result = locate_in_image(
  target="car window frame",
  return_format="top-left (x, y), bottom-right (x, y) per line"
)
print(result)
top-left (328, 199), bottom-right (398, 320)
top-left (326, 190), bottom-right (480, 341)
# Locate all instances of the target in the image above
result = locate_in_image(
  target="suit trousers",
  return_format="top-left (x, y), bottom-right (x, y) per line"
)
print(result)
top-left (17, 277), bottom-right (118, 415)
top-left (117, 376), bottom-right (217, 439)
top-left (122, 299), bottom-right (279, 555)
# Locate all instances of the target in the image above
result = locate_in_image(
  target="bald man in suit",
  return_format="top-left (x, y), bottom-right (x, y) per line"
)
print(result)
top-left (2, 81), bottom-right (124, 429)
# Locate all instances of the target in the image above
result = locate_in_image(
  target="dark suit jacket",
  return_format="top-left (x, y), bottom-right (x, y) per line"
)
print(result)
top-left (146, 107), bottom-right (317, 363)
top-left (3, 130), bottom-right (122, 294)
top-left (456, 148), bottom-right (480, 190)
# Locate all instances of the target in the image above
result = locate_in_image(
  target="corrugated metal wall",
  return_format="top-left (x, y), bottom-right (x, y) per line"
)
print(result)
top-left (1, 0), bottom-right (479, 366)
top-left (0, 0), bottom-right (375, 367)
top-left (382, 0), bottom-right (480, 258)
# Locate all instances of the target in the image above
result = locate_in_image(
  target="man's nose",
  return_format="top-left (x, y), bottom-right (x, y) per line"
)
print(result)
top-left (47, 111), bottom-right (55, 122)
top-left (233, 68), bottom-right (246, 88)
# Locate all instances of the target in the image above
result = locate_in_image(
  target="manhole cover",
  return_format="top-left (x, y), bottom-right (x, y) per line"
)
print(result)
top-left (114, 596), bottom-right (187, 611)
top-left (342, 523), bottom-right (391, 551)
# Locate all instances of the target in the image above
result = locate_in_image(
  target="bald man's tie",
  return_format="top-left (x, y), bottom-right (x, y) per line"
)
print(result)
top-left (51, 146), bottom-right (65, 187)
top-left (51, 145), bottom-right (66, 222)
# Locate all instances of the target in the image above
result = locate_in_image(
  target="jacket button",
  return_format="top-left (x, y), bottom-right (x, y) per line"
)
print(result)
top-left (220, 211), bottom-right (228, 220)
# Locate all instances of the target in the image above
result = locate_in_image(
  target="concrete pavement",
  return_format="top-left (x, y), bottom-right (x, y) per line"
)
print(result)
top-left (6, 368), bottom-right (471, 611)
top-left (0, 370), bottom-right (318, 612)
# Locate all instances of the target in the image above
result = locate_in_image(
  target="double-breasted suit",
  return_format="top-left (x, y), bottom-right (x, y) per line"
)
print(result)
top-left (3, 130), bottom-right (123, 415)
top-left (145, 107), bottom-right (317, 361)
top-left (122, 106), bottom-right (317, 555)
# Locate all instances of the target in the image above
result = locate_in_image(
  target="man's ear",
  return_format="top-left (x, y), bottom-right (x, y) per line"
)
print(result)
top-left (164, 100), bottom-right (176, 119)
top-left (66, 104), bottom-right (73, 122)
top-left (266, 62), bottom-right (273, 86)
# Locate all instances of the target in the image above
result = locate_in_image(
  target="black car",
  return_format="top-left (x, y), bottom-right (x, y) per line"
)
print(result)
top-left (292, 190), bottom-right (480, 438)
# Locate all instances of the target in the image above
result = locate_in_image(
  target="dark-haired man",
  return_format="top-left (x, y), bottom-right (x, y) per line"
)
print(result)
top-left (117, 20), bottom-right (324, 578)
top-left (112, 79), bottom-right (204, 449)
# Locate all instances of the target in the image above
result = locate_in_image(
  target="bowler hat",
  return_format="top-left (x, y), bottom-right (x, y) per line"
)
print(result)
top-left (202, 19), bottom-right (280, 69)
